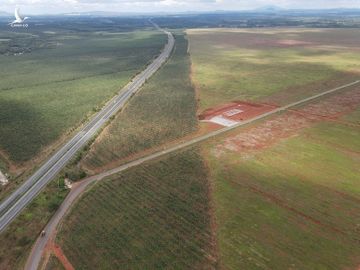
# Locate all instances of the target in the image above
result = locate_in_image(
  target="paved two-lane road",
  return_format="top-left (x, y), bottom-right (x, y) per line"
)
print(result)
top-left (0, 23), bottom-right (175, 233)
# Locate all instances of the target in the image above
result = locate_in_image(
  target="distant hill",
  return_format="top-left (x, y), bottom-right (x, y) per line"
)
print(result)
top-left (255, 5), bottom-right (284, 12)
top-left (0, 12), bottom-right (11, 17)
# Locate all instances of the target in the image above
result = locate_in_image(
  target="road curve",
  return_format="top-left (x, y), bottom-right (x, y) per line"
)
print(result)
top-left (25, 79), bottom-right (359, 270)
top-left (0, 22), bottom-right (174, 233)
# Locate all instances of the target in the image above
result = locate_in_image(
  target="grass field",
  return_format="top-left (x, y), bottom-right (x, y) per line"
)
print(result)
top-left (58, 149), bottom-right (216, 269)
top-left (204, 117), bottom-right (360, 269)
top-left (0, 28), bottom-right (166, 168)
top-left (0, 178), bottom-right (69, 270)
top-left (81, 32), bottom-right (198, 172)
top-left (188, 28), bottom-right (360, 110)
top-left (45, 255), bottom-right (65, 270)
top-left (344, 106), bottom-right (360, 124)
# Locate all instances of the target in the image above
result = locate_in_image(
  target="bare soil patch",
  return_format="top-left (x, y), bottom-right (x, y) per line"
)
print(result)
top-left (199, 101), bottom-right (276, 127)
top-left (212, 87), bottom-right (360, 158)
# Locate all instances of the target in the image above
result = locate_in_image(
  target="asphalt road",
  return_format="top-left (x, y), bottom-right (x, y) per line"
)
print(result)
top-left (25, 79), bottom-right (359, 270)
top-left (0, 23), bottom-right (175, 233)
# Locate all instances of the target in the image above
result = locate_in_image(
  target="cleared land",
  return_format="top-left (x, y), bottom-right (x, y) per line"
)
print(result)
top-left (81, 32), bottom-right (198, 172)
top-left (203, 89), bottom-right (360, 269)
top-left (188, 28), bottom-right (360, 110)
top-left (0, 29), bottom-right (166, 170)
top-left (58, 149), bottom-right (216, 269)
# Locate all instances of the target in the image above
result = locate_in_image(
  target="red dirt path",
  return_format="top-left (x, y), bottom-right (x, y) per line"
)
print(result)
top-left (52, 244), bottom-right (75, 270)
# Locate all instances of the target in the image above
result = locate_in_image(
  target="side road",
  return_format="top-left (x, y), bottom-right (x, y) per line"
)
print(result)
top-left (25, 79), bottom-right (360, 270)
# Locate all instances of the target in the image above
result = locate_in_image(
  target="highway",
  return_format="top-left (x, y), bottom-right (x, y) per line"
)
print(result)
top-left (0, 23), bottom-right (175, 233)
top-left (25, 79), bottom-right (359, 270)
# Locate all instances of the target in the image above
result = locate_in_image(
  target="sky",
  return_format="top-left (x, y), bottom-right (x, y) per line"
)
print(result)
top-left (0, 0), bottom-right (359, 14)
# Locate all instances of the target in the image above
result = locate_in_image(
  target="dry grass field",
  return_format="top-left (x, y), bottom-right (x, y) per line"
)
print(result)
top-left (188, 28), bottom-right (360, 110)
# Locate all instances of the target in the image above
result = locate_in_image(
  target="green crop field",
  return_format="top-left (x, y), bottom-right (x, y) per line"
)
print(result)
top-left (81, 32), bottom-right (198, 172)
top-left (0, 27), bottom-right (166, 168)
top-left (188, 28), bottom-right (360, 110)
top-left (204, 118), bottom-right (360, 269)
top-left (58, 149), bottom-right (216, 269)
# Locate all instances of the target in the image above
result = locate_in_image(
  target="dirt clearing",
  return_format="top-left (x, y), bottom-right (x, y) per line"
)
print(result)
top-left (212, 87), bottom-right (360, 157)
top-left (199, 101), bottom-right (276, 127)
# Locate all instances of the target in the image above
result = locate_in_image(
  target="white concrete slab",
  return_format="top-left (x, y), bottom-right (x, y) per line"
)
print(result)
top-left (209, 116), bottom-right (239, 127)
top-left (223, 109), bottom-right (244, 117)
top-left (0, 170), bottom-right (8, 186)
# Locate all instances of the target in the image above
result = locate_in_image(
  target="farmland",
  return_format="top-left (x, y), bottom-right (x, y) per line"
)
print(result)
top-left (188, 28), bottom-right (360, 110)
top-left (0, 24), bottom-right (166, 170)
top-left (203, 92), bottom-right (360, 269)
top-left (81, 32), bottom-right (198, 172)
top-left (58, 149), bottom-right (216, 269)
top-left (1, 16), bottom-right (360, 270)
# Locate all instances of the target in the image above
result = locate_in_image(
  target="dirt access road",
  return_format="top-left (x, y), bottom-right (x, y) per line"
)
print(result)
top-left (25, 79), bottom-right (359, 270)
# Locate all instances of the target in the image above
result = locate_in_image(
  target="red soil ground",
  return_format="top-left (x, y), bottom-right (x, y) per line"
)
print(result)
top-left (199, 101), bottom-right (276, 122)
top-left (52, 244), bottom-right (75, 270)
top-left (212, 87), bottom-right (360, 158)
